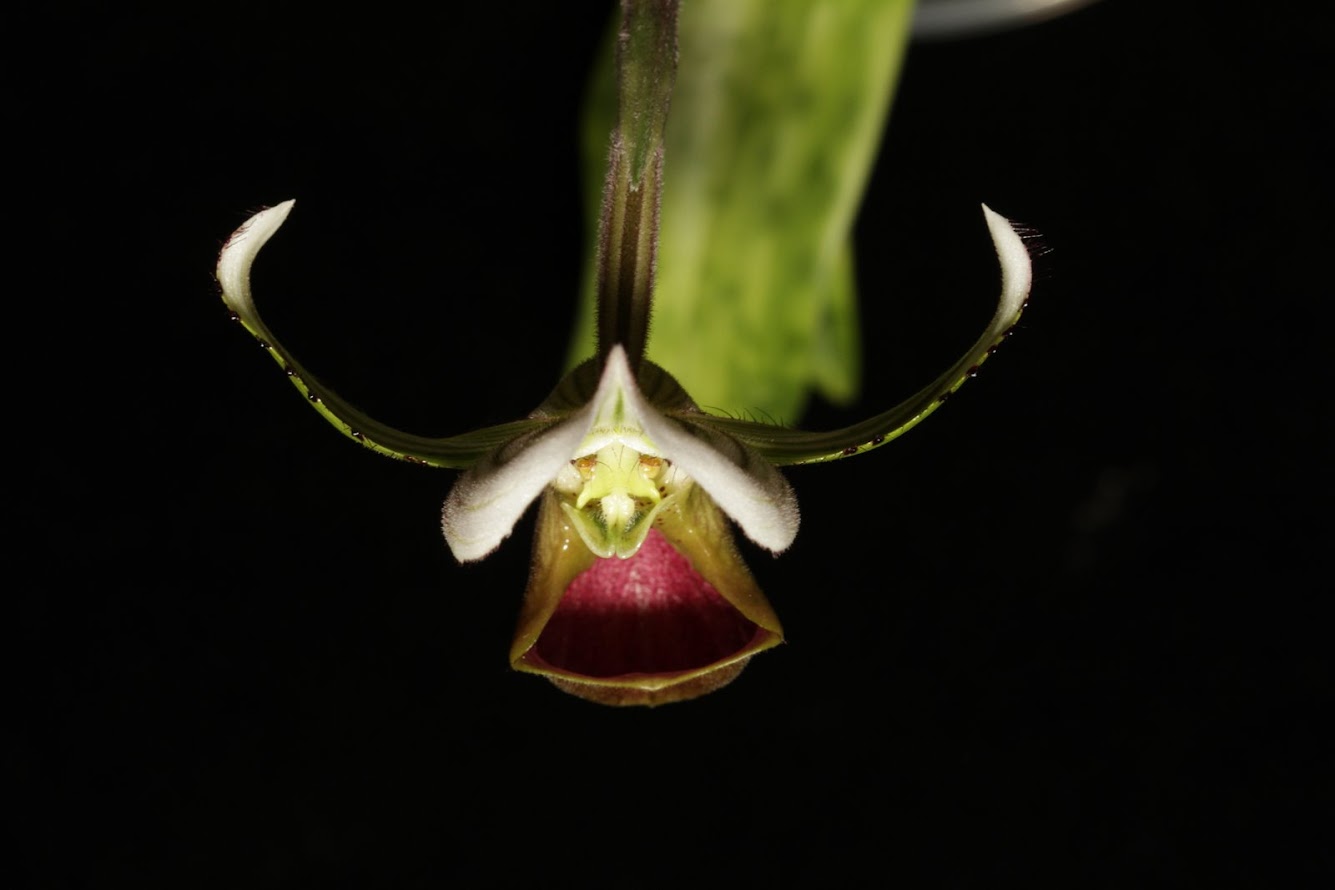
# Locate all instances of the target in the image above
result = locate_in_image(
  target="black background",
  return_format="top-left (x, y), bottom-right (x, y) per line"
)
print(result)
top-left (26, 1), bottom-right (1329, 885)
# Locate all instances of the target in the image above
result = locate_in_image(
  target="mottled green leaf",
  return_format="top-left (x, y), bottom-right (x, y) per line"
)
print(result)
top-left (569, 0), bottom-right (916, 422)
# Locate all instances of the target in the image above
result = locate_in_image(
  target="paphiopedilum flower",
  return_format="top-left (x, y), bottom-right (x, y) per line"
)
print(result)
top-left (216, 199), bottom-right (1029, 705)
top-left (213, 1), bottom-right (1033, 705)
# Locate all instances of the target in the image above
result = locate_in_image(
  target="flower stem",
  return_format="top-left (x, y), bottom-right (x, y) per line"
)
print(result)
top-left (595, 0), bottom-right (678, 371)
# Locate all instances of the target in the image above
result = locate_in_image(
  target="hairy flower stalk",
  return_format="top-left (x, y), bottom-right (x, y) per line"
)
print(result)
top-left (596, 0), bottom-right (676, 370)
top-left (214, 0), bottom-right (1035, 705)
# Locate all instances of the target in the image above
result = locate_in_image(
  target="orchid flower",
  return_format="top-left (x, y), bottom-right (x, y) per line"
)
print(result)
top-left (214, 1), bottom-right (1033, 705)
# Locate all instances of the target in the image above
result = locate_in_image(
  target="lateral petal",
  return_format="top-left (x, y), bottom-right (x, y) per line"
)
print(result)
top-left (698, 204), bottom-right (1033, 465)
top-left (217, 201), bottom-right (551, 467)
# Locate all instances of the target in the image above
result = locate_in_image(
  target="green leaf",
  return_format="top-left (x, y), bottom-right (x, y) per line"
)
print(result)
top-left (570, 0), bottom-right (916, 422)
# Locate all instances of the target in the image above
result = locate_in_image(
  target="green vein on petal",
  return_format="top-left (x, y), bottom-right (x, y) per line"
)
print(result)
top-left (696, 205), bottom-right (1034, 466)
top-left (215, 201), bottom-right (555, 469)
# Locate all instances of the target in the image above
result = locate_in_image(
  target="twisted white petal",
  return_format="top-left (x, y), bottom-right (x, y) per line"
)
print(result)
top-left (442, 414), bottom-right (592, 562)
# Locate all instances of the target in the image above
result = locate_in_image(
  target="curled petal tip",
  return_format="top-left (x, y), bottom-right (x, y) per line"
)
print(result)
top-left (979, 203), bottom-right (1032, 323)
top-left (216, 200), bottom-right (296, 315)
